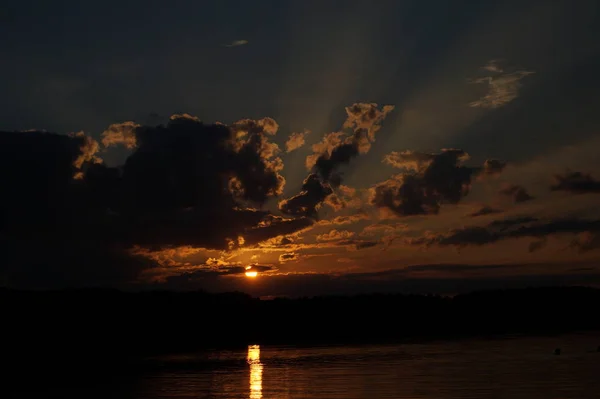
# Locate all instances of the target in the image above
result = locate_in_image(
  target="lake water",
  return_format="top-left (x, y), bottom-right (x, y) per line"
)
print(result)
top-left (9, 332), bottom-right (600, 398)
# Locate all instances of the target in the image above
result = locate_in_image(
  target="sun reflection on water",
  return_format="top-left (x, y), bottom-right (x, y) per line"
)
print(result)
top-left (247, 345), bottom-right (263, 399)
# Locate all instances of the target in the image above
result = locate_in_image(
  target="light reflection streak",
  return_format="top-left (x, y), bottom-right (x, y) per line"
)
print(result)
top-left (247, 345), bottom-right (263, 399)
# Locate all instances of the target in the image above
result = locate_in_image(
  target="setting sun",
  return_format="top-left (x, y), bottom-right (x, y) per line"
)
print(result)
top-left (245, 266), bottom-right (258, 278)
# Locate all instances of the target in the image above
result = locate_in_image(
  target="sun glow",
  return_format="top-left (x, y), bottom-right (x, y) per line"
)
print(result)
top-left (245, 266), bottom-right (258, 278)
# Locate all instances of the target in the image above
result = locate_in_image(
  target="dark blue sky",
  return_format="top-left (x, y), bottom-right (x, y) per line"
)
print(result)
top-left (3, 0), bottom-right (598, 162)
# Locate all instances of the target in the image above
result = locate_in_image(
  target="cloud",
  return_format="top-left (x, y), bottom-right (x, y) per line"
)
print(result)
top-left (528, 239), bottom-right (547, 253)
top-left (382, 150), bottom-right (441, 171)
top-left (279, 253), bottom-right (299, 263)
top-left (317, 213), bottom-right (370, 226)
top-left (372, 149), bottom-right (502, 216)
top-left (278, 173), bottom-right (333, 217)
top-left (0, 114), bottom-right (312, 288)
top-left (481, 159), bottom-right (507, 176)
top-left (130, 245), bottom-right (205, 268)
top-left (282, 103), bottom-right (393, 217)
top-left (348, 263), bottom-right (520, 278)
top-left (160, 263), bottom-right (600, 296)
top-left (163, 263), bottom-right (276, 286)
top-left (324, 185), bottom-right (362, 211)
top-left (170, 113), bottom-right (200, 122)
top-left (499, 184), bottom-right (534, 203)
top-left (224, 39), bottom-right (248, 48)
top-left (101, 121), bottom-right (140, 149)
top-left (317, 229), bottom-right (355, 242)
top-left (346, 240), bottom-right (380, 251)
top-left (551, 171), bottom-right (600, 194)
top-left (343, 103), bottom-right (395, 151)
top-left (69, 131), bottom-right (102, 179)
top-left (469, 60), bottom-right (534, 109)
top-left (285, 130), bottom-right (310, 152)
top-left (481, 59), bottom-right (505, 73)
top-left (408, 216), bottom-right (600, 251)
top-left (469, 205), bottom-right (503, 217)
top-left (309, 103), bottom-right (394, 179)
top-left (570, 232), bottom-right (600, 253)
top-left (244, 215), bottom-right (314, 247)
top-left (360, 223), bottom-right (406, 237)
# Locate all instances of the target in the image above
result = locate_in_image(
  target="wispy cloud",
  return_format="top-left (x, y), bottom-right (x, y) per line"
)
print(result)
top-left (224, 39), bottom-right (249, 48)
top-left (469, 60), bottom-right (534, 109)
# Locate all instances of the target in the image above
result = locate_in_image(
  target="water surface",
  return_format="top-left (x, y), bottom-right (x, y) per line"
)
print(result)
top-left (11, 332), bottom-right (600, 398)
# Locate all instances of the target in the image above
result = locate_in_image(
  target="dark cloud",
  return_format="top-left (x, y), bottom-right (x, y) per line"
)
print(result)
top-left (350, 263), bottom-right (520, 277)
top-left (337, 239), bottom-right (381, 251)
top-left (570, 232), bottom-right (600, 253)
top-left (0, 130), bottom-right (137, 288)
top-left (487, 216), bottom-right (539, 230)
top-left (499, 184), bottom-right (534, 203)
top-left (278, 174), bottom-right (333, 217)
top-left (551, 171), bottom-right (600, 194)
top-left (481, 159), bottom-right (507, 176)
top-left (352, 241), bottom-right (380, 251)
top-left (528, 239), bottom-right (547, 253)
top-left (0, 116), bottom-right (309, 288)
top-left (372, 149), bottom-right (502, 216)
top-left (469, 205), bottom-right (503, 217)
top-left (164, 263), bottom-right (275, 288)
top-left (244, 215), bottom-right (314, 247)
top-left (311, 103), bottom-right (393, 182)
top-left (314, 141), bottom-right (359, 184)
top-left (409, 216), bottom-right (600, 250)
top-left (281, 104), bottom-right (393, 217)
top-left (159, 264), bottom-right (600, 297)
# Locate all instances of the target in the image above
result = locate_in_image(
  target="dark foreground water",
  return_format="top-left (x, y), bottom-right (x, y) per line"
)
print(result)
top-left (8, 332), bottom-right (600, 398)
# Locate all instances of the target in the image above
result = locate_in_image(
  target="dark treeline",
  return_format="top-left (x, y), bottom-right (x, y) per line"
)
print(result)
top-left (2, 286), bottom-right (600, 371)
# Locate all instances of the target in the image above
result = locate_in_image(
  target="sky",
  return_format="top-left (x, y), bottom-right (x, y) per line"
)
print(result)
top-left (2, 0), bottom-right (600, 296)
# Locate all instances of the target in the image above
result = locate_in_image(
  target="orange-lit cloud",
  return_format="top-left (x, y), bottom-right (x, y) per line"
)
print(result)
top-left (170, 113), bottom-right (201, 121)
top-left (101, 121), bottom-right (140, 149)
top-left (70, 131), bottom-right (102, 168)
top-left (317, 229), bottom-right (355, 242)
top-left (286, 130), bottom-right (310, 152)
top-left (317, 213), bottom-right (370, 226)
top-left (130, 245), bottom-right (206, 267)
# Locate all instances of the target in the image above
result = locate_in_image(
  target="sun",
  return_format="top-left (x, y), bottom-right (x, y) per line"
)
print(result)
top-left (245, 266), bottom-right (258, 278)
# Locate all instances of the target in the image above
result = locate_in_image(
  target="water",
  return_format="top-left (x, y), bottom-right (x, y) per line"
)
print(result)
top-left (9, 332), bottom-right (600, 398)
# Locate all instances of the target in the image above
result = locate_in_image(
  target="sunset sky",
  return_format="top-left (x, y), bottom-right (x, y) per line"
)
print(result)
top-left (2, 0), bottom-right (600, 296)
